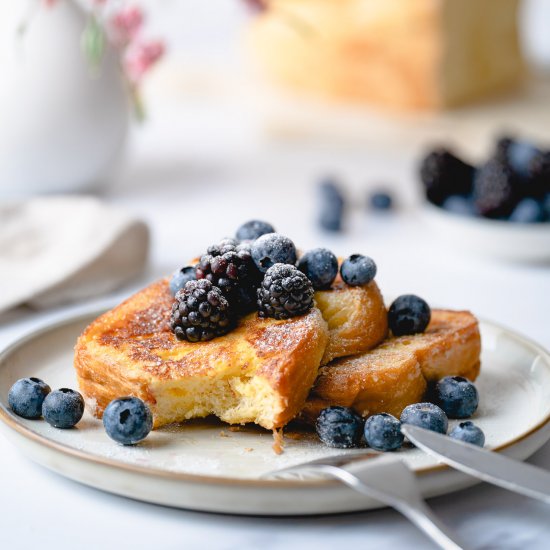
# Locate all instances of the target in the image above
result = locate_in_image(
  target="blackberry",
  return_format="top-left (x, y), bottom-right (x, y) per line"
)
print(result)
top-left (205, 237), bottom-right (238, 256)
top-left (473, 158), bottom-right (518, 218)
top-left (529, 150), bottom-right (550, 197)
top-left (543, 194), bottom-right (550, 219)
top-left (257, 264), bottom-right (314, 320)
top-left (170, 279), bottom-right (233, 342)
top-left (196, 238), bottom-right (261, 313)
top-left (497, 137), bottom-right (545, 196)
top-left (494, 136), bottom-right (515, 160)
top-left (419, 148), bottom-right (475, 205)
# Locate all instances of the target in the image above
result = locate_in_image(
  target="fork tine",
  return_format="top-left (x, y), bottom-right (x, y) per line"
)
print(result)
top-left (260, 449), bottom-right (380, 479)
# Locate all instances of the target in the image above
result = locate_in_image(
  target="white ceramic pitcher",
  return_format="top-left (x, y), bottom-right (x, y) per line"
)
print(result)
top-left (0, 0), bottom-right (130, 196)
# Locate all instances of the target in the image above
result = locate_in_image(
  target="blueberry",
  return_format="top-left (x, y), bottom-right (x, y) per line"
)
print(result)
top-left (318, 179), bottom-right (345, 232)
top-left (364, 413), bottom-right (404, 452)
top-left (169, 266), bottom-right (196, 296)
top-left (42, 388), bottom-right (85, 429)
top-left (388, 294), bottom-right (431, 336)
top-left (340, 254), bottom-right (377, 286)
top-left (441, 195), bottom-right (475, 217)
top-left (8, 377), bottom-right (51, 419)
top-left (316, 406), bottom-right (364, 448)
top-left (400, 402), bottom-right (448, 434)
top-left (297, 248), bottom-right (338, 290)
top-left (435, 376), bottom-right (479, 419)
top-left (509, 198), bottom-right (546, 223)
top-left (369, 191), bottom-right (393, 211)
top-left (250, 233), bottom-right (297, 273)
top-left (103, 397), bottom-right (153, 445)
top-left (508, 141), bottom-right (540, 179)
top-left (235, 220), bottom-right (275, 241)
top-left (449, 421), bottom-right (485, 447)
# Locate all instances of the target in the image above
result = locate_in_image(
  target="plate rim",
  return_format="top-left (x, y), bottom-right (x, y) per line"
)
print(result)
top-left (1, 306), bottom-right (550, 489)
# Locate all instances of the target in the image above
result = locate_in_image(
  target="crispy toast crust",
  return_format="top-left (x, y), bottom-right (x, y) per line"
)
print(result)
top-left (316, 280), bottom-right (388, 365)
top-left (74, 273), bottom-right (480, 431)
top-left (74, 276), bottom-right (388, 429)
top-left (75, 279), bottom-right (331, 429)
top-left (300, 309), bottom-right (481, 423)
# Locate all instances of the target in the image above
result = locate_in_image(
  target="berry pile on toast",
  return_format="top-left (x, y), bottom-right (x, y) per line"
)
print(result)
top-left (74, 221), bottom-right (480, 436)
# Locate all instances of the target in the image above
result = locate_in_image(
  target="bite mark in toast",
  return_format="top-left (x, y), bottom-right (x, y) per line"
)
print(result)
top-left (74, 278), bottom-right (387, 429)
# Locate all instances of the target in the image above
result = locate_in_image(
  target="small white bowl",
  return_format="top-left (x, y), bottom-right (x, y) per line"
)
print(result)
top-left (421, 202), bottom-right (550, 263)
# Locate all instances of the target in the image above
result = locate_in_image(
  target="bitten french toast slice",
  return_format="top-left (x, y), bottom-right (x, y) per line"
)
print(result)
top-left (300, 310), bottom-right (481, 423)
top-left (74, 277), bottom-right (387, 429)
top-left (75, 279), bottom-right (329, 430)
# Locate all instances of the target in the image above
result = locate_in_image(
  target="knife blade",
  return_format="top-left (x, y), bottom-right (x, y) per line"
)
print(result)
top-left (401, 424), bottom-right (550, 504)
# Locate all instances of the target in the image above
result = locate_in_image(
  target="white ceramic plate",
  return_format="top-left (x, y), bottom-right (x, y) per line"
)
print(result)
top-left (1, 310), bottom-right (549, 515)
top-left (421, 203), bottom-right (550, 263)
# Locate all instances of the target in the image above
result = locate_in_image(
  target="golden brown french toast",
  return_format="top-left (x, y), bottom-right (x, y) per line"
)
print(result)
top-left (316, 280), bottom-right (387, 365)
top-left (75, 277), bottom-right (387, 430)
top-left (300, 309), bottom-right (481, 423)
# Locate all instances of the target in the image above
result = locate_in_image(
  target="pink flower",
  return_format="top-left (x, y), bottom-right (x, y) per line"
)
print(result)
top-left (124, 40), bottom-right (165, 83)
top-left (45, 0), bottom-right (106, 10)
top-left (109, 6), bottom-right (144, 46)
top-left (243, 0), bottom-right (268, 12)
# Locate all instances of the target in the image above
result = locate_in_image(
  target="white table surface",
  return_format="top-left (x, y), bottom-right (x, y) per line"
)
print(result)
top-left (1, 110), bottom-right (550, 550)
top-left (2, 2), bottom-right (550, 548)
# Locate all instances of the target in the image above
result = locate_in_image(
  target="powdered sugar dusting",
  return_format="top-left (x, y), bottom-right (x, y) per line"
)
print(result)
top-left (253, 308), bottom-right (323, 357)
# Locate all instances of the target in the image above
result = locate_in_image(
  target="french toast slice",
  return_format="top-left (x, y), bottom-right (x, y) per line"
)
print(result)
top-left (75, 277), bottom-right (387, 429)
top-left (316, 280), bottom-right (387, 365)
top-left (300, 309), bottom-right (481, 423)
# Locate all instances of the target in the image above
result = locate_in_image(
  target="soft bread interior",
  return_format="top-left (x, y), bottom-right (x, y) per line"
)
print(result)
top-left (75, 277), bottom-right (386, 430)
top-left (153, 376), bottom-right (283, 429)
top-left (75, 280), bottom-right (329, 430)
top-left (78, 346), bottom-right (289, 429)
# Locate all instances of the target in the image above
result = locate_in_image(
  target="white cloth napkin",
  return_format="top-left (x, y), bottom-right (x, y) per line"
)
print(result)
top-left (0, 196), bottom-right (149, 313)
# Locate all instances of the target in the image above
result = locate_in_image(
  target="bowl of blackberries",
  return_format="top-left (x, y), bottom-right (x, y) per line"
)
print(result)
top-left (419, 136), bottom-right (550, 262)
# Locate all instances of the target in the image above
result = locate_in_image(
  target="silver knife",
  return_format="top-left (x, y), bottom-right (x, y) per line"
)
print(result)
top-left (402, 424), bottom-right (550, 504)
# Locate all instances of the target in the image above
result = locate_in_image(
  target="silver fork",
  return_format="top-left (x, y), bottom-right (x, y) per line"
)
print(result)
top-left (262, 454), bottom-right (467, 550)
